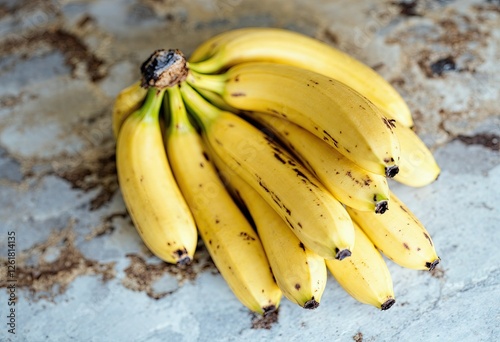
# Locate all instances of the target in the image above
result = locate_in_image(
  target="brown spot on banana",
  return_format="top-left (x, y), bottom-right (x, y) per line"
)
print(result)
top-left (258, 177), bottom-right (270, 193)
top-left (274, 152), bottom-right (287, 164)
top-left (283, 205), bottom-right (291, 216)
top-left (382, 117), bottom-right (396, 129)
top-left (423, 232), bottom-right (433, 246)
top-left (271, 196), bottom-right (281, 207)
top-left (239, 232), bottom-right (256, 241)
top-left (266, 108), bottom-right (280, 115)
top-left (230, 92), bottom-right (246, 97)
top-left (322, 130), bottom-right (339, 148)
top-left (292, 168), bottom-right (315, 186)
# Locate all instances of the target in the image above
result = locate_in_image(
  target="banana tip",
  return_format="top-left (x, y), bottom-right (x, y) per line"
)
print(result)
top-left (385, 165), bottom-right (399, 178)
top-left (175, 250), bottom-right (192, 266)
top-left (176, 257), bottom-right (192, 266)
top-left (303, 298), bottom-right (319, 310)
top-left (381, 298), bottom-right (396, 311)
top-left (262, 304), bottom-right (278, 316)
top-left (375, 200), bottom-right (389, 214)
top-left (426, 257), bottom-right (441, 271)
top-left (336, 248), bottom-right (352, 260)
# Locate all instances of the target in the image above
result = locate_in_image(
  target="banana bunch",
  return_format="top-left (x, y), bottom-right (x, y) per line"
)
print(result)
top-left (112, 28), bottom-right (441, 314)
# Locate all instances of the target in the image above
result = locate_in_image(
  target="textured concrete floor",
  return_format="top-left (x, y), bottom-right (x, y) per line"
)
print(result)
top-left (0, 0), bottom-right (499, 341)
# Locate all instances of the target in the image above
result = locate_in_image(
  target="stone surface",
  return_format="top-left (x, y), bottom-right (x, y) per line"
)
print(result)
top-left (0, 0), bottom-right (499, 341)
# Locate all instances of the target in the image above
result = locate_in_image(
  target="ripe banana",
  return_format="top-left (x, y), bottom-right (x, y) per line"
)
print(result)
top-left (196, 87), bottom-right (240, 113)
top-left (392, 123), bottom-right (441, 187)
top-left (346, 192), bottom-right (440, 271)
top-left (187, 27), bottom-right (414, 127)
top-left (186, 63), bottom-right (401, 177)
top-left (165, 85), bottom-right (281, 315)
top-left (116, 88), bottom-right (197, 264)
top-left (112, 81), bottom-right (148, 138)
top-left (325, 222), bottom-right (395, 310)
top-left (217, 158), bottom-right (327, 309)
top-left (180, 82), bottom-right (355, 260)
top-left (188, 28), bottom-right (252, 63)
top-left (250, 113), bottom-right (390, 213)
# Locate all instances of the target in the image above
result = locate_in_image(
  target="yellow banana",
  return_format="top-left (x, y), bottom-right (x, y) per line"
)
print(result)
top-left (112, 81), bottom-right (148, 138)
top-left (188, 27), bottom-right (413, 127)
top-left (180, 82), bottom-right (355, 260)
top-left (116, 88), bottom-right (197, 264)
top-left (188, 29), bottom-right (252, 63)
top-left (196, 87), bottom-right (240, 113)
top-left (346, 192), bottom-right (440, 271)
top-left (165, 85), bottom-right (281, 315)
top-left (217, 158), bottom-right (327, 309)
top-left (250, 113), bottom-right (390, 213)
top-left (392, 123), bottom-right (441, 187)
top-left (326, 222), bottom-right (395, 310)
top-left (186, 63), bottom-right (401, 177)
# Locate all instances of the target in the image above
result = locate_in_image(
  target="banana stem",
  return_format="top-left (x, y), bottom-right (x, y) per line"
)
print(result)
top-left (187, 57), bottom-right (223, 74)
top-left (140, 49), bottom-right (188, 89)
top-left (196, 88), bottom-right (240, 113)
top-left (186, 70), bottom-right (227, 95)
top-left (180, 82), bottom-right (221, 127)
top-left (166, 86), bottom-right (195, 134)
top-left (141, 88), bottom-right (166, 123)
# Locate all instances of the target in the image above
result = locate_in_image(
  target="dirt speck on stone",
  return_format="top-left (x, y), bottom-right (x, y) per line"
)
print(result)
top-left (353, 331), bottom-right (364, 342)
top-left (251, 309), bottom-right (279, 330)
top-left (430, 267), bottom-right (446, 279)
top-left (53, 141), bottom-right (117, 211)
top-left (1, 28), bottom-right (107, 82)
top-left (121, 242), bottom-right (215, 300)
top-left (85, 212), bottom-right (128, 240)
top-left (457, 133), bottom-right (499, 151)
top-left (395, 0), bottom-right (421, 17)
top-left (0, 220), bottom-right (115, 302)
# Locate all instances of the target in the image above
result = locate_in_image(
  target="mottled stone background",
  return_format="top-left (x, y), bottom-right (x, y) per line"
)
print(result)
top-left (0, 0), bottom-right (499, 341)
